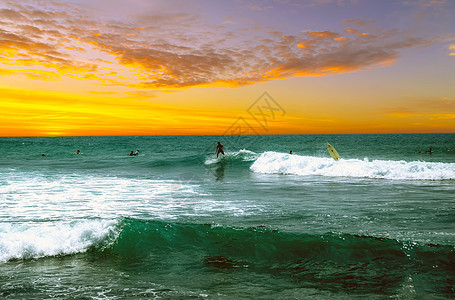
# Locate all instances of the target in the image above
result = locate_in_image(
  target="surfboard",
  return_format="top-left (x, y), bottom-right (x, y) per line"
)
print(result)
top-left (327, 144), bottom-right (341, 161)
top-left (419, 150), bottom-right (435, 154)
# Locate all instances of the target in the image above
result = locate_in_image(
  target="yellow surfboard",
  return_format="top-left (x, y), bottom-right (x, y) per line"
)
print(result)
top-left (327, 144), bottom-right (341, 161)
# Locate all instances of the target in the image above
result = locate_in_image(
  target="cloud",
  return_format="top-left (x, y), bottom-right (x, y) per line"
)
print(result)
top-left (272, 0), bottom-right (361, 8)
top-left (342, 19), bottom-right (376, 28)
top-left (0, 1), bottom-right (435, 89)
top-left (449, 44), bottom-right (455, 56)
top-left (403, 0), bottom-right (447, 8)
top-left (387, 112), bottom-right (425, 118)
top-left (387, 97), bottom-right (455, 120)
top-left (429, 113), bottom-right (455, 120)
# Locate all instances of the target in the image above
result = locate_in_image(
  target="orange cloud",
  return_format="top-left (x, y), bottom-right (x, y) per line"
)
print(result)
top-left (449, 44), bottom-right (455, 56)
top-left (386, 97), bottom-right (455, 129)
top-left (334, 37), bottom-right (348, 42)
top-left (306, 30), bottom-right (339, 39)
top-left (0, 2), bottom-right (431, 89)
top-left (429, 114), bottom-right (455, 120)
top-left (387, 112), bottom-right (425, 118)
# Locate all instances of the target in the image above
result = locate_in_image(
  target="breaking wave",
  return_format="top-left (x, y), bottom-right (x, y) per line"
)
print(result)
top-left (250, 151), bottom-right (455, 180)
top-left (0, 219), bottom-right (117, 262)
top-left (205, 149), bottom-right (258, 165)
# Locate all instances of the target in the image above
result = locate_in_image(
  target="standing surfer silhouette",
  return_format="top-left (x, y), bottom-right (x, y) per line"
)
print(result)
top-left (216, 141), bottom-right (224, 158)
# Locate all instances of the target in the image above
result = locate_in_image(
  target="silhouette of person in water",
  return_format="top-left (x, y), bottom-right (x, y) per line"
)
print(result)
top-left (73, 150), bottom-right (80, 154)
top-left (289, 150), bottom-right (292, 154)
top-left (216, 142), bottom-right (224, 158)
top-left (128, 150), bottom-right (140, 156)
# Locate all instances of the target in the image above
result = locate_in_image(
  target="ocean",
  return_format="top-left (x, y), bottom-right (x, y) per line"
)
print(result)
top-left (0, 134), bottom-right (454, 299)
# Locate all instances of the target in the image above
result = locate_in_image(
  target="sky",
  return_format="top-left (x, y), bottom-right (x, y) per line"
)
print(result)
top-left (0, 0), bottom-right (454, 137)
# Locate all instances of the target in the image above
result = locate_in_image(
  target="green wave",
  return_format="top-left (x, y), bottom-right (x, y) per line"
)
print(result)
top-left (95, 218), bottom-right (455, 295)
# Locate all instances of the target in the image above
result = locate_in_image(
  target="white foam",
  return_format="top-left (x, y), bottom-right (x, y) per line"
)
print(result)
top-left (205, 149), bottom-right (258, 165)
top-left (0, 219), bottom-right (117, 262)
top-left (0, 172), bottom-right (261, 221)
top-left (250, 151), bottom-right (455, 180)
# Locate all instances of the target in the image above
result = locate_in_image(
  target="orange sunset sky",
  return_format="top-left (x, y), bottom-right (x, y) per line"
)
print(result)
top-left (0, 0), bottom-right (454, 137)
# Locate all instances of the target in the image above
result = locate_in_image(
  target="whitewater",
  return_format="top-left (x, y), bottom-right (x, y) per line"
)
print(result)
top-left (251, 151), bottom-right (455, 180)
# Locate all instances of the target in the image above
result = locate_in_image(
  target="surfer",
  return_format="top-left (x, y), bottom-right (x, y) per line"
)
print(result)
top-left (289, 150), bottom-right (292, 154)
top-left (134, 150), bottom-right (140, 156)
top-left (129, 151), bottom-right (134, 156)
top-left (426, 147), bottom-right (433, 154)
top-left (216, 142), bottom-right (224, 158)
top-left (72, 150), bottom-right (80, 154)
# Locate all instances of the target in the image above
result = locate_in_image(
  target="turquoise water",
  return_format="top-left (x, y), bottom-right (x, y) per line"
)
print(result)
top-left (0, 134), bottom-right (454, 298)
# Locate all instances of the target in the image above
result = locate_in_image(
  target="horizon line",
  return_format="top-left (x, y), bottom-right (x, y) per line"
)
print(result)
top-left (1, 132), bottom-right (454, 138)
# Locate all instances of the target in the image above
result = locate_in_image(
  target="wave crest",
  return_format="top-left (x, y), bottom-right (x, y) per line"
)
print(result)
top-left (250, 151), bottom-right (455, 180)
top-left (205, 149), bottom-right (258, 165)
top-left (0, 219), bottom-right (117, 262)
